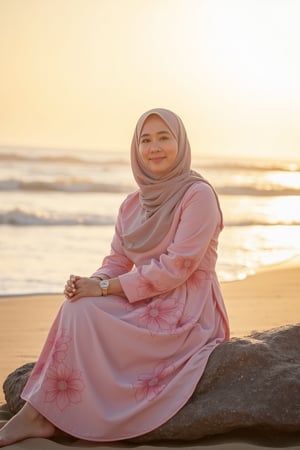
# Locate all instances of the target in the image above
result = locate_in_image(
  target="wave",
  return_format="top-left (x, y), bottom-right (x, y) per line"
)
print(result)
top-left (1, 178), bottom-right (299, 196)
top-left (225, 219), bottom-right (300, 226)
top-left (0, 179), bottom-right (133, 193)
top-left (216, 185), bottom-right (300, 196)
top-left (0, 209), bottom-right (116, 226)
top-left (0, 151), bottom-right (87, 164)
top-left (1, 148), bottom-right (299, 172)
top-left (0, 150), bottom-right (129, 166)
top-left (1, 209), bottom-right (300, 227)
top-left (198, 160), bottom-right (300, 172)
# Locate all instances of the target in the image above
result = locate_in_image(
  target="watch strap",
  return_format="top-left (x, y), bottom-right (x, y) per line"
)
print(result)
top-left (100, 279), bottom-right (110, 296)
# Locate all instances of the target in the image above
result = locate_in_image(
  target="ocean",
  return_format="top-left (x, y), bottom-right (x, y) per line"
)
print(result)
top-left (1, 146), bottom-right (300, 296)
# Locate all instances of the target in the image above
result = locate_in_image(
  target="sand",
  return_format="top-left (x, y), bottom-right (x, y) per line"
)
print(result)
top-left (1, 256), bottom-right (299, 449)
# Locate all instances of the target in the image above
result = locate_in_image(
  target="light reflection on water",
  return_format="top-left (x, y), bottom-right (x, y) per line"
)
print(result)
top-left (218, 225), bottom-right (300, 282)
top-left (1, 222), bottom-right (300, 295)
top-left (1, 149), bottom-right (300, 295)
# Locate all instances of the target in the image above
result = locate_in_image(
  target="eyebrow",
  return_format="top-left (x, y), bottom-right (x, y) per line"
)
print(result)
top-left (140, 130), bottom-right (171, 139)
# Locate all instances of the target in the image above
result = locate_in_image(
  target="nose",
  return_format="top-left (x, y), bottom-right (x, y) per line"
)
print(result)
top-left (149, 139), bottom-right (161, 152)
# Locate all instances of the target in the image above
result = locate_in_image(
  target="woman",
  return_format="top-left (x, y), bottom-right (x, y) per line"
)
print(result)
top-left (0, 108), bottom-right (230, 446)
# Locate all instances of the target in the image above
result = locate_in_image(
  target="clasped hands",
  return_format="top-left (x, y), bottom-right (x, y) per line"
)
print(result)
top-left (64, 275), bottom-right (101, 302)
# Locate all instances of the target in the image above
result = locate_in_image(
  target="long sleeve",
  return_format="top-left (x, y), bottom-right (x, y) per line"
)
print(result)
top-left (119, 183), bottom-right (222, 303)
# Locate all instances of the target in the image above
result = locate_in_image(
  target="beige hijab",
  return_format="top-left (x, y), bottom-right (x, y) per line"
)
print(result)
top-left (121, 108), bottom-right (223, 252)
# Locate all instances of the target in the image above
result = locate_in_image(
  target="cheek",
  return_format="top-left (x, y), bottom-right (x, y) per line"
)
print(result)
top-left (138, 145), bottom-right (148, 164)
top-left (170, 144), bottom-right (179, 162)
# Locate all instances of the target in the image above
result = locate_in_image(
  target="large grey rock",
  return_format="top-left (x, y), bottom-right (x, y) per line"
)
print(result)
top-left (3, 362), bottom-right (35, 415)
top-left (3, 325), bottom-right (300, 443)
top-left (132, 324), bottom-right (300, 443)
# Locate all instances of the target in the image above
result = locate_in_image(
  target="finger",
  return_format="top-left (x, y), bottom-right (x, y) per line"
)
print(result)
top-left (69, 294), bottom-right (81, 302)
top-left (68, 288), bottom-right (80, 301)
top-left (69, 282), bottom-right (76, 291)
top-left (69, 289), bottom-right (86, 302)
top-left (65, 285), bottom-right (75, 295)
top-left (67, 278), bottom-right (77, 289)
top-left (71, 274), bottom-right (81, 282)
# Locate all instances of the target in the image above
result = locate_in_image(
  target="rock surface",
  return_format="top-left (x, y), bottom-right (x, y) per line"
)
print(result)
top-left (3, 324), bottom-right (300, 443)
top-left (3, 362), bottom-right (35, 416)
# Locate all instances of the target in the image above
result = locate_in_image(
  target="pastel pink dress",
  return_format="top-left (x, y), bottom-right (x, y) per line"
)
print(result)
top-left (21, 182), bottom-right (230, 441)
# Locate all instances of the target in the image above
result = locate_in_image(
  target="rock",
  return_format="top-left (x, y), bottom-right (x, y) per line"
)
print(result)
top-left (3, 362), bottom-right (35, 415)
top-left (2, 325), bottom-right (300, 443)
top-left (131, 324), bottom-right (300, 443)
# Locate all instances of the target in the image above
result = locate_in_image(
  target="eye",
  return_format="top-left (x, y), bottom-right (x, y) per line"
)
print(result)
top-left (140, 138), bottom-right (150, 144)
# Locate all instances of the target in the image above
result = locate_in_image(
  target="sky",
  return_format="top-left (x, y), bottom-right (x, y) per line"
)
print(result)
top-left (0, 0), bottom-right (299, 160)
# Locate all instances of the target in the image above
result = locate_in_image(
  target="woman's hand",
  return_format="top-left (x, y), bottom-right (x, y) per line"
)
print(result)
top-left (64, 275), bottom-right (101, 302)
top-left (64, 274), bottom-right (80, 299)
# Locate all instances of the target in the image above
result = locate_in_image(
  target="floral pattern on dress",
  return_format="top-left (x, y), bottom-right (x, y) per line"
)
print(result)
top-left (39, 329), bottom-right (86, 411)
top-left (43, 363), bottom-right (85, 411)
top-left (51, 328), bottom-right (72, 364)
top-left (174, 256), bottom-right (197, 274)
top-left (187, 269), bottom-right (209, 291)
top-left (138, 297), bottom-right (183, 333)
top-left (133, 361), bottom-right (175, 402)
top-left (29, 329), bottom-right (72, 380)
top-left (136, 275), bottom-right (157, 297)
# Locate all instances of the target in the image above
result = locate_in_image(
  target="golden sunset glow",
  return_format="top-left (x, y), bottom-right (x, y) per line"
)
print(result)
top-left (0, 0), bottom-right (299, 159)
top-left (264, 171), bottom-right (300, 190)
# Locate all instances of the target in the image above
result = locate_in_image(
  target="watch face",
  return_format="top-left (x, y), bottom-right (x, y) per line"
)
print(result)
top-left (100, 280), bottom-right (109, 288)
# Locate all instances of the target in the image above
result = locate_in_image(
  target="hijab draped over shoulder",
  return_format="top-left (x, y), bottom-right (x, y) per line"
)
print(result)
top-left (121, 108), bottom-right (223, 253)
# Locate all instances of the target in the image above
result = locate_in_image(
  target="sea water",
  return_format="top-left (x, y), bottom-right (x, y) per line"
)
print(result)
top-left (1, 146), bottom-right (300, 296)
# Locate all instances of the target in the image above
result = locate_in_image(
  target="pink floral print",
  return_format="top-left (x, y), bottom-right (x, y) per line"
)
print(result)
top-left (136, 275), bottom-right (157, 296)
top-left (188, 269), bottom-right (205, 290)
top-left (51, 328), bottom-right (72, 364)
top-left (44, 363), bottom-right (85, 411)
top-left (174, 256), bottom-right (197, 274)
top-left (133, 361), bottom-right (175, 402)
top-left (30, 329), bottom-right (72, 380)
top-left (138, 297), bottom-right (182, 333)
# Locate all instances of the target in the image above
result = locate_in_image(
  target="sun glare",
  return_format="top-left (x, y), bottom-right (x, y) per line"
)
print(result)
top-left (187, 1), bottom-right (300, 98)
top-left (0, 0), bottom-right (300, 156)
top-left (261, 197), bottom-right (300, 225)
top-left (265, 172), bottom-right (300, 191)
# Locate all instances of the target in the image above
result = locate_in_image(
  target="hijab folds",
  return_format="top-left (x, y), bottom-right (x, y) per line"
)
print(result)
top-left (121, 108), bottom-right (223, 253)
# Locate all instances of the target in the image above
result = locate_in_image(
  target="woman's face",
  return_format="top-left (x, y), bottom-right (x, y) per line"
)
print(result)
top-left (138, 115), bottom-right (178, 177)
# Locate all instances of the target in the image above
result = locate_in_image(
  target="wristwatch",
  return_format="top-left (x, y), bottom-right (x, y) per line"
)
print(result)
top-left (100, 279), bottom-right (110, 296)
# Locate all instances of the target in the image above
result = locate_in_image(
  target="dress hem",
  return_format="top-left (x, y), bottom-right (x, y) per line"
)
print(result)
top-left (21, 353), bottom-right (212, 443)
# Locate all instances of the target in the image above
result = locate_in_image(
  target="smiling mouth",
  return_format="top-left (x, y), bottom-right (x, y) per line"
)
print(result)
top-left (150, 156), bottom-right (165, 162)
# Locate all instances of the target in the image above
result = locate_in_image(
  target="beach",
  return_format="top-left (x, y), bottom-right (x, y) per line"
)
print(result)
top-left (1, 257), bottom-right (299, 449)
top-left (1, 0), bottom-right (300, 447)
top-left (2, 148), bottom-right (300, 297)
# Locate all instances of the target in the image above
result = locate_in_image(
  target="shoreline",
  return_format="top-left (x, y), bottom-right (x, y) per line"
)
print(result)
top-left (2, 253), bottom-right (300, 300)
top-left (1, 258), bottom-right (299, 449)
